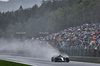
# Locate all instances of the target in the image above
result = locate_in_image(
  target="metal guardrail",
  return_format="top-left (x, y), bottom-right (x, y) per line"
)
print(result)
top-left (59, 45), bottom-right (100, 57)
top-left (70, 56), bottom-right (100, 63)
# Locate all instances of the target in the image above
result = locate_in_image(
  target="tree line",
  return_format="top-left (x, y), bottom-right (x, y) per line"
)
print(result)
top-left (0, 0), bottom-right (100, 38)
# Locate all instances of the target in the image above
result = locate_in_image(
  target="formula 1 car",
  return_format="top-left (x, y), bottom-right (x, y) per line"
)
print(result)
top-left (51, 55), bottom-right (70, 62)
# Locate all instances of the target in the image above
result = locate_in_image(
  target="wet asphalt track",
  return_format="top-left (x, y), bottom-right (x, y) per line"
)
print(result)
top-left (0, 55), bottom-right (100, 66)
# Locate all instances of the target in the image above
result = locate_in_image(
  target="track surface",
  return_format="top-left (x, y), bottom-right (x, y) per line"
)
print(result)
top-left (0, 55), bottom-right (100, 66)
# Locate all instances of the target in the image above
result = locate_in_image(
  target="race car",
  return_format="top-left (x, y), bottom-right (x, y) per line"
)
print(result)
top-left (51, 55), bottom-right (70, 62)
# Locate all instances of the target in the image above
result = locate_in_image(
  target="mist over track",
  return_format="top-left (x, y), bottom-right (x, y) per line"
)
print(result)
top-left (0, 39), bottom-right (60, 59)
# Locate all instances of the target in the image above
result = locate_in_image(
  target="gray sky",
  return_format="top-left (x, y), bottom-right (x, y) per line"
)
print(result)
top-left (0, 0), bottom-right (9, 2)
top-left (0, 0), bottom-right (42, 12)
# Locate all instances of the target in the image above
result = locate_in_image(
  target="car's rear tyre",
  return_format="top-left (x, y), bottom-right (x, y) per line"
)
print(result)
top-left (54, 58), bottom-right (58, 62)
top-left (51, 57), bottom-right (56, 62)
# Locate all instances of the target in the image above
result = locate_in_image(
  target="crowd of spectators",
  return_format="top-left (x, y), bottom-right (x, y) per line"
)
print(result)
top-left (40, 23), bottom-right (100, 48)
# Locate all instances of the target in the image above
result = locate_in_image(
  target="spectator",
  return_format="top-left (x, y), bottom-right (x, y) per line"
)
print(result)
top-left (43, 23), bottom-right (100, 48)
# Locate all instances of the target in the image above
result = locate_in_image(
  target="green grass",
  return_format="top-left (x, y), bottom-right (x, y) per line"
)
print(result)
top-left (0, 60), bottom-right (31, 66)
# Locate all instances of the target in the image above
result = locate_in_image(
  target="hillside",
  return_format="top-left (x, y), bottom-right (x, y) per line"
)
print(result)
top-left (0, 0), bottom-right (100, 38)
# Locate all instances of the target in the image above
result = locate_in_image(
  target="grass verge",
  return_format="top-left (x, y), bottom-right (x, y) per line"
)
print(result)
top-left (0, 59), bottom-right (31, 66)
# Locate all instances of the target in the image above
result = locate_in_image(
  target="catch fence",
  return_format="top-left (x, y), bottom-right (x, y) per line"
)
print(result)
top-left (59, 45), bottom-right (100, 57)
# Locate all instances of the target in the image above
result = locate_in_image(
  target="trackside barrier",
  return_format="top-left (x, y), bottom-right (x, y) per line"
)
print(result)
top-left (70, 56), bottom-right (100, 63)
top-left (59, 45), bottom-right (100, 57)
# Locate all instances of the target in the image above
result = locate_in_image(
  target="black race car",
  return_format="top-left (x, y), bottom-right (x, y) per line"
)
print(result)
top-left (51, 55), bottom-right (70, 62)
